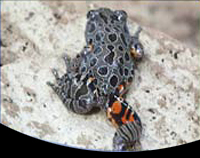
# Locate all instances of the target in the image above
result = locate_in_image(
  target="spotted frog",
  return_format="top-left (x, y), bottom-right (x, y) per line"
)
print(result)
top-left (47, 8), bottom-right (144, 151)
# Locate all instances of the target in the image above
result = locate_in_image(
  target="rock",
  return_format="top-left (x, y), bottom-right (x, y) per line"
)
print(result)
top-left (1, 1), bottom-right (200, 151)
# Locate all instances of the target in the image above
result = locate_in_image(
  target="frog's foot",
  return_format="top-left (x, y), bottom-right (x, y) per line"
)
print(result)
top-left (130, 27), bottom-right (144, 61)
top-left (47, 80), bottom-right (94, 114)
top-left (47, 68), bottom-right (71, 103)
top-left (113, 121), bottom-right (142, 151)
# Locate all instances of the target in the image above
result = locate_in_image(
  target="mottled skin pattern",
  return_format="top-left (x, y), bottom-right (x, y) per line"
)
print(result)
top-left (47, 8), bottom-right (144, 151)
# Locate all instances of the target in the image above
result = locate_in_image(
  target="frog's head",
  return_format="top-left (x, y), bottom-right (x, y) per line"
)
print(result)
top-left (85, 8), bottom-right (129, 46)
top-left (86, 8), bottom-right (127, 24)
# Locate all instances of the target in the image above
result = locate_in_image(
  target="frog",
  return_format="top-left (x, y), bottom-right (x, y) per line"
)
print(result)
top-left (47, 8), bottom-right (144, 151)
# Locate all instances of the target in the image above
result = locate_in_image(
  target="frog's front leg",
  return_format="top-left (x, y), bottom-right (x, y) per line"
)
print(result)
top-left (130, 27), bottom-right (144, 61)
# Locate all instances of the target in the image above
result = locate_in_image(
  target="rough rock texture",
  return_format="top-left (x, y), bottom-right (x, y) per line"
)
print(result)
top-left (1, 1), bottom-right (200, 151)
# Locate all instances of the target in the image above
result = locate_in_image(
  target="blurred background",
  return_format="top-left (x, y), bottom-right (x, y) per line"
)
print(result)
top-left (43, 1), bottom-right (200, 50)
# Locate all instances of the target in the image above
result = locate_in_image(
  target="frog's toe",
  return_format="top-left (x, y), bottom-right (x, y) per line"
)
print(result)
top-left (47, 81), bottom-right (58, 91)
top-left (51, 68), bottom-right (60, 80)
top-left (62, 54), bottom-right (71, 68)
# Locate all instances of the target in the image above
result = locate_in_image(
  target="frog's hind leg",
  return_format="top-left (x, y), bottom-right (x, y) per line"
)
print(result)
top-left (111, 99), bottom-right (142, 151)
top-left (47, 68), bottom-right (72, 104)
top-left (106, 91), bottom-right (142, 151)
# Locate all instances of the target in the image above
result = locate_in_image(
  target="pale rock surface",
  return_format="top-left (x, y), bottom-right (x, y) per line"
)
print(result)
top-left (1, 1), bottom-right (200, 151)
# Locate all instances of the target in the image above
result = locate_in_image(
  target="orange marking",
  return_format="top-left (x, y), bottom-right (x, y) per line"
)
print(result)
top-left (130, 47), bottom-right (142, 59)
top-left (118, 84), bottom-right (124, 92)
top-left (131, 47), bottom-right (142, 59)
top-left (118, 84), bottom-right (127, 97)
top-left (111, 101), bottom-right (122, 114)
top-left (128, 112), bottom-right (135, 122)
top-left (89, 44), bottom-right (94, 52)
top-left (106, 108), bottom-right (119, 128)
top-left (89, 77), bottom-right (95, 82)
top-left (87, 77), bottom-right (95, 85)
top-left (121, 108), bottom-right (134, 124)
top-left (106, 107), bottom-right (112, 119)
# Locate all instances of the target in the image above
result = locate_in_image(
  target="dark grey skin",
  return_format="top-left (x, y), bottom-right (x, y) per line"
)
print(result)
top-left (47, 8), bottom-right (144, 151)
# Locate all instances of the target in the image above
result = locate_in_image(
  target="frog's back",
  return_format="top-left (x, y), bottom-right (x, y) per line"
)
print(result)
top-left (79, 8), bottom-right (135, 95)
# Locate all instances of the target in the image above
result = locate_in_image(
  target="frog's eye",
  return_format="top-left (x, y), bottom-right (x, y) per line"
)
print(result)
top-left (114, 10), bottom-right (127, 22)
top-left (130, 42), bottom-right (144, 61)
top-left (87, 10), bottom-right (98, 20)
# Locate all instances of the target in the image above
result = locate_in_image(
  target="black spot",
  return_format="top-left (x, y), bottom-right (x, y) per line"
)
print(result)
top-left (119, 67), bottom-right (123, 76)
top-left (118, 45), bottom-right (123, 51)
top-left (113, 27), bottom-right (120, 32)
top-left (98, 66), bottom-right (108, 76)
top-left (128, 76), bottom-right (133, 82)
top-left (108, 33), bottom-right (117, 42)
top-left (99, 12), bottom-right (108, 24)
top-left (88, 38), bottom-right (93, 44)
top-left (110, 75), bottom-right (118, 87)
top-left (90, 57), bottom-right (97, 67)
top-left (124, 68), bottom-right (128, 76)
top-left (120, 33), bottom-right (127, 46)
top-left (98, 23), bottom-right (103, 27)
top-left (105, 27), bottom-right (111, 32)
top-left (131, 69), bottom-right (134, 75)
top-left (118, 57), bottom-right (124, 65)
top-left (105, 51), bottom-right (115, 65)
top-left (75, 74), bottom-right (82, 82)
top-left (124, 52), bottom-right (130, 61)
top-left (107, 45), bottom-right (114, 52)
